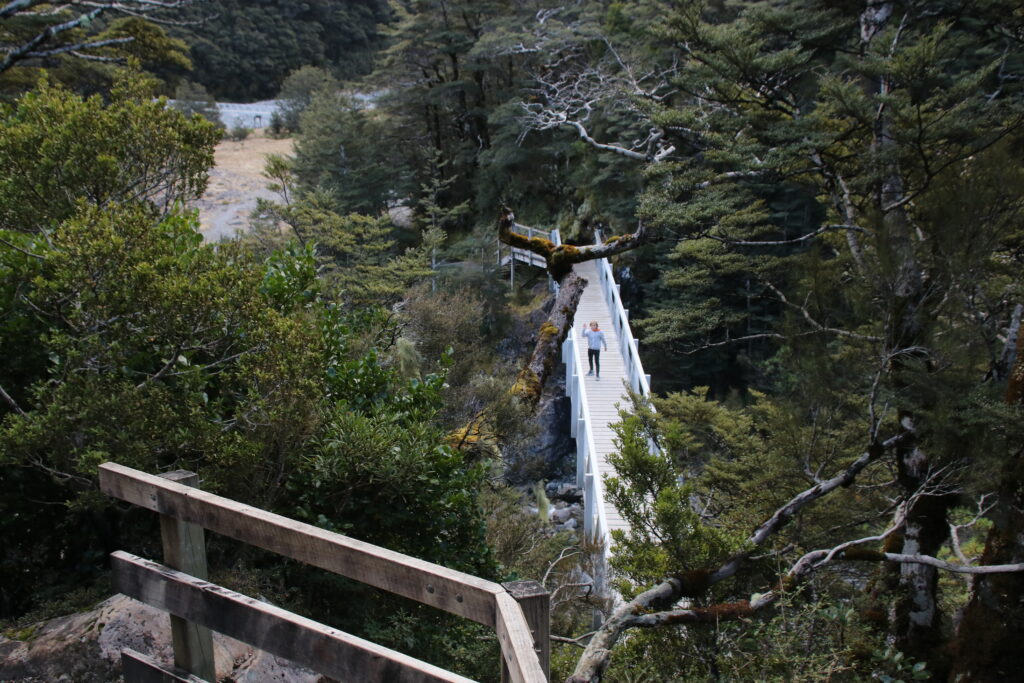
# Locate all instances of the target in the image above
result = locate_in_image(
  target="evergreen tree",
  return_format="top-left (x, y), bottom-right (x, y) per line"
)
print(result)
top-left (161, 0), bottom-right (391, 100)
top-left (563, 1), bottom-right (1024, 679)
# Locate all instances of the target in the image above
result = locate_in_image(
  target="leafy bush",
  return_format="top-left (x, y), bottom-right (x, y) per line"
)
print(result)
top-left (225, 125), bottom-right (252, 141)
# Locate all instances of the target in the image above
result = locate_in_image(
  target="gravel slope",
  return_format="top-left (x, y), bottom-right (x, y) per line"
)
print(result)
top-left (193, 131), bottom-right (294, 241)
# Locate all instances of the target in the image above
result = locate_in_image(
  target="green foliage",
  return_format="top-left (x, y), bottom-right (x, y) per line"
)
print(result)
top-left (292, 89), bottom-right (405, 214)
top-left (605, 394), bottom-right (746, 591)
top-left (170, 80), bottom-right (223, 129)
top-left (225, 125), bottom-right (252, 141)
top-left (267, 110), bottom-right (288, 138)
top-left (161, 0), bottom-right (391, 100)
top-left (0, 76), bottom-right (497, 672)
top-left (0, 5), bottom-right (193, 97)
top-left (260, 192), bottom-right (439, 307)
top-left (102, 17), bottom-right (193, 76)
top-left (275, 65), bottom-right (339, 133)
top-left (0, 70), bottom-right (218, 233)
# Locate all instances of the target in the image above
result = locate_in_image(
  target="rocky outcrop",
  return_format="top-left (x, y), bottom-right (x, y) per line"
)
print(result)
top-left (0, 594), bottom-right (325, 682)
top-left (525, 377), bottom-right (574, 480)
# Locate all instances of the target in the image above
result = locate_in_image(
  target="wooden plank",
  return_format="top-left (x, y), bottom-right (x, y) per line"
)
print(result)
top-left (99, 463), bottom-right (502, 627)
top-left (157, 472), bottom-right (215, 683)
top-left (112, 552), bottom-right (475, 683)
top-left (121, 649), bottom-right (205, 683)
top-left (500, 582), bottom-right (549, 683)
top-left (495, 592), bottom-right (548, 683)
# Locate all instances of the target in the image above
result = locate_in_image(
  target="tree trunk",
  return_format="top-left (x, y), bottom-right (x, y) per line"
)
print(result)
top-left (511, 270), bottom-right (586, 408)
top-left (947, 331), bottom-right (1024, 681)
top-left (859, 1), bottom-right (950, 666)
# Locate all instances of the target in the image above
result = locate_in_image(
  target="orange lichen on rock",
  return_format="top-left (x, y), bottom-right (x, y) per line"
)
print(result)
top-left (539, 321), bottom-right (560, 341)
top-left (511, 367), bottom-right (542, 401)
top-left (446, 415), bottom-right (500, 459)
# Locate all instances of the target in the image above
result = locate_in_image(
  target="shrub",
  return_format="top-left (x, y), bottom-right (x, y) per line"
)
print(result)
top-left (225, 125), bottom-right (252, 141)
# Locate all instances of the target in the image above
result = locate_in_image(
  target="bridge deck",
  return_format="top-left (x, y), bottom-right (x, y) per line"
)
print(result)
top-left (571, 260), bottom-right (631, 537)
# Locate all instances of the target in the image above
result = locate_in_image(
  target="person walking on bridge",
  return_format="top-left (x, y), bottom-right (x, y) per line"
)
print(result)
top-left (583, 320), bottom-right (608, 380)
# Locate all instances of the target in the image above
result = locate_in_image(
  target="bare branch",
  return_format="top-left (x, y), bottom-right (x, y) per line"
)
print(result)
top-left (678, 332), bottom-right (786, 356)
top-left (878, 553), bottom-right (1024, 574)
top-left (1, 0), bottom-right (198, 72)
top-left (0, 382), bottom-right (27, 416)
top-left (766, 282), bottom-right (884, 342)
top-left (23, 36), bottom-right (134, 59)
top-left (542, 546), bottom-right (582, 588)
top-left (549, 581), bottom-right (594, 611)
top-left (1, 8), bottom-right (103, 72)
top-left (569, 430), bottom-right (909, 682)
top-left (0, 235), bottom-right (45, 259)
top-left (517, 32), bottom-right (676, 163)
top-left (552, 631), bottom-right (596, 649)
top-left (497, 208), bottom-right (650, 280)
top-left (0, 0), bottom-right (47, 19)
top-left (711, 223), bottom-right (870, 247)
top-left (948, 494), bottom-right (997, 586)
top-left (693, 170), bottom-right (766, 189)
top-left (812, 156), bottom-right (869, 274)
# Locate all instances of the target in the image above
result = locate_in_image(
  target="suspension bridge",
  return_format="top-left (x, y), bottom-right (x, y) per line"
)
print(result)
top-left (501, 228), bottom-right (654, 604)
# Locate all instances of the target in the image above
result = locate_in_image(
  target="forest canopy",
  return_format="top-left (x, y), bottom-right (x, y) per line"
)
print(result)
top-left (2, 1), bottom-right (1024, 682)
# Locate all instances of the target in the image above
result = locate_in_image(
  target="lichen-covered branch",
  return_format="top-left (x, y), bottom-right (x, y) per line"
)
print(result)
top-left (497, 207), bottom-right (649, 280)
top-left (511, 269), bottom-right (586, 409)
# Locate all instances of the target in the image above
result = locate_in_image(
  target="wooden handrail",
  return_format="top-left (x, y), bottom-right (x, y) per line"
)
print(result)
top-left (112, 552), bottom-right (474, 683)
top-left (99, 462), bottom-right (548, 682)
top-left (100, 463), bottom-right (502, 625)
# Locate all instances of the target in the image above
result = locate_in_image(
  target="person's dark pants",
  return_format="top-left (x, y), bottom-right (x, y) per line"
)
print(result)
top-left (588, 349), bottom-right (601, 376)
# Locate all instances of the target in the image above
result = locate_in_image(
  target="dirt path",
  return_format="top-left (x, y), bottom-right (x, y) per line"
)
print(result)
top-left (193, 130), bottom-right (294, 241)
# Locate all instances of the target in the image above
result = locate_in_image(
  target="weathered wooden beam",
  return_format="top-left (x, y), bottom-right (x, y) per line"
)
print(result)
top-left (121, 648), bottom-right (205, 683)
top-left (495, 592), bottom-right (548, 683)
top-left (99, 462), bottom-right (503, 627)
top-left (157, 471), bottom-right (215, 683)
top-left (111, 552), bottom-right (476, 683)
top-left (500, 581), bottom-right (550, 683)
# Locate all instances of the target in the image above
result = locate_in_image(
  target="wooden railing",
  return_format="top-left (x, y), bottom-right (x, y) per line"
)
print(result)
top-left (99, 462), bottom-right (549, 683)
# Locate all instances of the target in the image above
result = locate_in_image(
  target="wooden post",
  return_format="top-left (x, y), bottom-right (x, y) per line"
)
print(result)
top-left (157, 471), bottom-right (216, 683)
top-left (500, 581), bottom-right (550, 682)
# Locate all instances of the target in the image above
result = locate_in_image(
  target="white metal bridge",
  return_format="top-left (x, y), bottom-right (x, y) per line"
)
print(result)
top-left (502, 229), bottom-right (653, 601)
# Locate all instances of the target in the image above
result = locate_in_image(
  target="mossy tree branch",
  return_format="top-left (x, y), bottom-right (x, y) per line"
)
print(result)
top-left (497, 207), bottom-right (649, 280)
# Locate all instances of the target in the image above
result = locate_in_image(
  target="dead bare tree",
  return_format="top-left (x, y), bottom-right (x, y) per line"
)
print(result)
top-left (518, 32), bottom-right (677, 163)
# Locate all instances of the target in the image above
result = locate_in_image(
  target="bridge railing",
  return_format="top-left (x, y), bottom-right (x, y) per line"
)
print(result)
top-left (563, 333), bottom-right (610, 554)
top-left (593, 229), bottom-right (652, 398)
top-left (561, 231), bottom-right (655, 566)
top-left (496, 225), bottom-right (560, 293)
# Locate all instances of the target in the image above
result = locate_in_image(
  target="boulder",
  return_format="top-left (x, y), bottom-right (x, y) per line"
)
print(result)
top-left (545, 481), bottom-right (583, 504)
top-left (551, 506), bottom-right (575, 524)
top-left (0, 594), bottom-right (324, 682)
